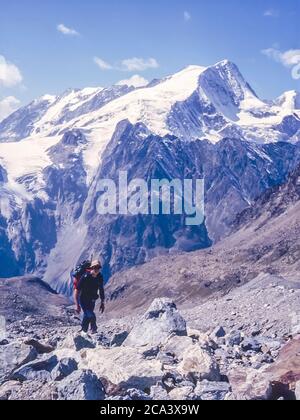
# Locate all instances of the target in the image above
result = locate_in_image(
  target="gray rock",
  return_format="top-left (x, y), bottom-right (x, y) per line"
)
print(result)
top-left (168, 386), bottom-right (195, 401)
top-left (226, 331), bottom-right (243, 347)
top-left (73, 335), bottom-right (96, 351)
top-left (241, 338), bottom-right (262, 353)
top-left (110, 331), bottom-right (129, 347)
top-left (126, 388), bottom-right (152, 400)
top-left (150, 385), bottom-right (170, 400)
top-left (194, 380), bottom-right (231, 400)
top-left (11, 355), bottom-right (58, 382)
top-left (211, 326), bottom-right (226, 340)
top-left (57, 370), bottom-right (105, 401)
top-left (177, 345), bottom-right (221, 382)
top-left (51, 358), bottom-right (78, 381)
top-left (24, 339), bottom-right (55, 354)
top-left (124, 298), bottom-right (187, 348)
top-left (142, 347), bottom-right (160, 360)
top-left (0, 342), bottom-right (38, 383)
top-left (61, 333), bottom-right (96, 351)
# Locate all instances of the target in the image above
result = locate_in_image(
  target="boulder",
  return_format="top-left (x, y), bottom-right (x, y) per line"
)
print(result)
top-left (0, 381), bottom-right (21, 400)
top-left (177, 345), bottom-right (220, 382)
top-left (124, 298), bottom-right (187, 348)
top-left (110, 332), bottom-right (129, 347)
top-left (57, 370), bottom-right (105, 401)
top-left (162, 335), bottom-right (195, 362)
top-left (194, 380), bottom-right (231, 400)
top-left (51, 358), bottom-right (78, 381)
top-left (228, 366), bottom-right (272, 400)
top-left (81, 346), bottom-right (163, 392)
top-left (226, 331), bottom-right (243, 347)
top-left (0, 341), bottom-right (38, 383)
top-left (11, 355), bottom-right (58, 382)
top-left (126, 388), bottom-right (152, 400)
top-left (241, 338), bottom-right (262, 353)
top-left (168, 386), bottom-right (195, 400)
top-left (24, 339), bottom-right (55, 355)
top-left (150, 385), bottom-right (170, 400)
top-left (210, 326), bottom-right (226, 340)
top-left (60, 333), bottom-right (96, 351)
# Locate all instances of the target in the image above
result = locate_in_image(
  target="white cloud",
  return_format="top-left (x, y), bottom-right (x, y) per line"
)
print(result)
top-left (0, 96), bottom-right (21, 121)
top-left (264, 9), bottom-right (279, 18)
top-left (94, 56), bottom-right (159, 72)
top-left (57, 23), bottom-right (79, 36)
top-left (0, 55), bottom-right (23, 88)
top-left (120, 57), bottom-right (159, 72)
top-left (116, 74), bottom-right (149, 88)
top-left (262, 48), bottom-right (300, 80)
top-left (94, 57), bottom-right (113, 70)
top-left (184, 11), bottom-right (191, 22)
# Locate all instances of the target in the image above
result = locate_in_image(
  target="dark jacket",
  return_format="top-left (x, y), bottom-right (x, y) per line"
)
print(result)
top-left (77, 272), bottom-right (105, 302)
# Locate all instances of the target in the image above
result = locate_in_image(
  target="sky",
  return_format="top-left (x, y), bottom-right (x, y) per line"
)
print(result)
top-left (0, 0), bottom-right (299, 119)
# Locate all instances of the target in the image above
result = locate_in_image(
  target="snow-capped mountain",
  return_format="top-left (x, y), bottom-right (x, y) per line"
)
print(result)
top-left (0, 60), bottom-right (300, 292)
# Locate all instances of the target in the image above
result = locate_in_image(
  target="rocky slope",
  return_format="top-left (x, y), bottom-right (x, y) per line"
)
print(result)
top-left (1, 295), bottom-right (300, 401)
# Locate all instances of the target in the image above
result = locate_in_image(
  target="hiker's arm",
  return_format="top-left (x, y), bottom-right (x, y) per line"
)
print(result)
top-left (99, 275), bottom-right (105, 313)
top-left (74, 288), bottom-right (81, 314)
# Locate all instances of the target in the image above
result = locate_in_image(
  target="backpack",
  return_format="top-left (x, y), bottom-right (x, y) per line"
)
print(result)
top-left (72, 260), bottom-right (91, 290)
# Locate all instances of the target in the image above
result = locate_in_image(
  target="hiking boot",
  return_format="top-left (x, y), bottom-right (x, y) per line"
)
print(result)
top-left (91, 329), bottom-right (98, 335)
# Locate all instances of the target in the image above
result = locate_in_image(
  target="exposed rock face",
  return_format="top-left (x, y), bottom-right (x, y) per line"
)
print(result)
top-left (124, 298), bottom-right (187, 348)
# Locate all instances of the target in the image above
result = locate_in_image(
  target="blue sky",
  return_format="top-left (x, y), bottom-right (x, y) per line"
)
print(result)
top-left (0, 0), bottom-right (299, 118)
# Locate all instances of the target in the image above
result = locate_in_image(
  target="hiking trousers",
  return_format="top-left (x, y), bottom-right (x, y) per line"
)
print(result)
top-left (80, 298), bottom-right (97, 333)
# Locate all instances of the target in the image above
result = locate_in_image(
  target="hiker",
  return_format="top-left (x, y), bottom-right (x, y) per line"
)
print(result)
top-left (75, 260), bottom-right (105, 334)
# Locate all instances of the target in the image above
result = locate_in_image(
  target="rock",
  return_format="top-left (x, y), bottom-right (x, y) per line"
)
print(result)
top-left (150, 385), bottom-right (170, 400)
top-left (194, 380), bottom-right (231, 400)
top-left (126, 388), bottom-right (152, 400)
top-left (51, 358), bottom-right (78, 381)
top-left (241, 338), bottom-right (262, 353)
top-left (168, 386), bottom-right (195, 401)
top-left (226, 331), bottom-right (243, 347)
top-left (0, 340), bottom-right (9, 346)
top-left (61, 334), bottom-right (96, 351)
top-left (177, 345), bottom-right (220, 382)
top-left (0, 341), bottom-right (38, 383)
top-left (124, 298), bottom-right (187, 348)
top-left (82, 346), bottom-right (163, 392)
top-left (162, 372), bottom-right (183, 391)
top-left (0, 381), bottom-right (21, 400)
top-left (57, 370), bottom-right (105, 401)
top-left (11, 355), bottom-right (58, 382)
top-left (210, 326), bottom-right (226, 340)
top-left (24, 339), bottom-right (55, 354)
top-left (295, 382), bottom-right (300, 401)
top-left (142, 347), bottom-right (160, 360)
top-left (162, 335), bottom-right (195, 362)
top-left (228, 367), bottom-right (272, 400)
top-left (110, 332), bottom-right (129, 347)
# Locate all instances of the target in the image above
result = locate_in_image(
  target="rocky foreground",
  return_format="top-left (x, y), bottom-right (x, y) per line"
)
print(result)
top-left (1, 296), bottom-right (300, 401)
